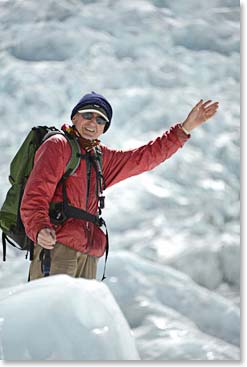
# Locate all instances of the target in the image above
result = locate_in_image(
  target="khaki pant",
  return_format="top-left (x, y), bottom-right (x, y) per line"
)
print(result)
top-left (29, 243), bottom-right (98, 281)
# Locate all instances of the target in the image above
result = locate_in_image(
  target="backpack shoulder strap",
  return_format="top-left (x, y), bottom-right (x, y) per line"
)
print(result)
top-left (93, 145), bottom-right (105, 189)
top-left (63, 133), bottom-right (81, 178)
top-left (42, 129), bottom-right (81, 179)
top-left (94, 145), bottom-right (102, 166)
top-left (93, 145), bottom-right (103, 177)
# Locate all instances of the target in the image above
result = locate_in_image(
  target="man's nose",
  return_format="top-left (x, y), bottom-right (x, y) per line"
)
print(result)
top-left (88, 114), bottom-right (98, 123)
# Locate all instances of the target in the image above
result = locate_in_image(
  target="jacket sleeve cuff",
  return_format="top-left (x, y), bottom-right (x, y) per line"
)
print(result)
top-left (169, 123), bottom-right (191, 148)
top-left (177, 123), bottom-right (191, 138)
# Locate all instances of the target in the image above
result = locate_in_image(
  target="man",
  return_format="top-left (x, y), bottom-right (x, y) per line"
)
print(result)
top-left (20, 92), bottom-right (219, 281)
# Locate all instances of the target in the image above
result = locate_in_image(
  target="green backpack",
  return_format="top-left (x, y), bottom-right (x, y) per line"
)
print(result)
top-left (0, 126), bottom-right (81, 261)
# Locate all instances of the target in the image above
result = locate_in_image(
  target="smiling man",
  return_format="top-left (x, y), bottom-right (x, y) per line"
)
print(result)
top-left (20, 91), bottom-right (219, 281)
top-left (72, 110), bottom-right (107, 140)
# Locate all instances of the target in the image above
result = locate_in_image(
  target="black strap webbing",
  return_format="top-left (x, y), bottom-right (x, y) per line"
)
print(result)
top-left (64, 205), bottom-right (102, 226)
top-left (2, 232), bottom-right (23, 261)
top-left (39, 249), bottom-right (51, 277)
top-left (2, 232), bottom-right (6, 262)
top-left (101, 220), bottom-right (109, 281)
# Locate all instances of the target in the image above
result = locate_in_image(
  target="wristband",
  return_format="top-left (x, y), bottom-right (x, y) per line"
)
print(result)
top-left (180, 124), bottom-right (191, 135)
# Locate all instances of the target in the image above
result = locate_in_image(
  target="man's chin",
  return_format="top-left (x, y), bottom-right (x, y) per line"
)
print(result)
top-left (81, 135), bottom-right (94, 141)
top-left (79, 130), bottom-right (96, 140)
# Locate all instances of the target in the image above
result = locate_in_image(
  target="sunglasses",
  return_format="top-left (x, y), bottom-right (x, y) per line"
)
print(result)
top-left (79, 112), bottom-right (107, 125)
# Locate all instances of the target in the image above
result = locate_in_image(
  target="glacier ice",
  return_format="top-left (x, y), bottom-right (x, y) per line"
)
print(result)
top-left (0, 275), bottom-right (140, 361)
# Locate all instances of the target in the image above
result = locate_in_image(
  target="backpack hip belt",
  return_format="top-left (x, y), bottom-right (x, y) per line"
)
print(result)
top-left (49, 201), bottom-right (104, 227)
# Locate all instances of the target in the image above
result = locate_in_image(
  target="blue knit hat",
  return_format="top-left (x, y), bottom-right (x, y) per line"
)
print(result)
top-left (71, 91), bottom-right (113, 133)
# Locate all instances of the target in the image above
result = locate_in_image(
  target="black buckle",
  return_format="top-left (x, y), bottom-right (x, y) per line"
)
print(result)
top-left (99, 217), bottom-right (105, 227)
top-left (99, 196), bottom-right (105, 209)
top-left (49, 203), bottom-right (67, 225)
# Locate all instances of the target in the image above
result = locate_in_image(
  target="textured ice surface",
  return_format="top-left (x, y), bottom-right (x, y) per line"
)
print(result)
top-left (0, 275), bottom-right (140, 360)
top-left (98, 252), bottom-right (240, 359)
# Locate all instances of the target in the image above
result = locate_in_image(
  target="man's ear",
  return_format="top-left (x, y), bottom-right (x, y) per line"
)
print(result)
top-left (71, 114), bottom-right (78, 124)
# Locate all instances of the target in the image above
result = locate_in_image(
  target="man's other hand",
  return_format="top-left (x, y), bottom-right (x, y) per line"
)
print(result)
top-left (37, 228), bottom-right (56, 249)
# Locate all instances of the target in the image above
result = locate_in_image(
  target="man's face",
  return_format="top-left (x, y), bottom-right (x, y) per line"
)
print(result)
top-left (72, 112), bottom-right (106, 140)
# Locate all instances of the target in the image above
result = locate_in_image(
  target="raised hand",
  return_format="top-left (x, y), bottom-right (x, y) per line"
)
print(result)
top-left (182, 99), bottom-right (219, 133)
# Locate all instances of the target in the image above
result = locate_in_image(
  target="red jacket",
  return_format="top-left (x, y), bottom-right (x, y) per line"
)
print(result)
top-left (20, 124), bottom-right (190, 257)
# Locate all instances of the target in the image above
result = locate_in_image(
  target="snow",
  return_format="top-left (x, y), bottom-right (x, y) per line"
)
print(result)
top-left (0, 252), bottom-right (240, 361)
top-left (0, 275), bottom-right (140, 360)
top-left (0, 0), bottom-right (240, 362)
top-left (99, 252), bottom-right (240, 348)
